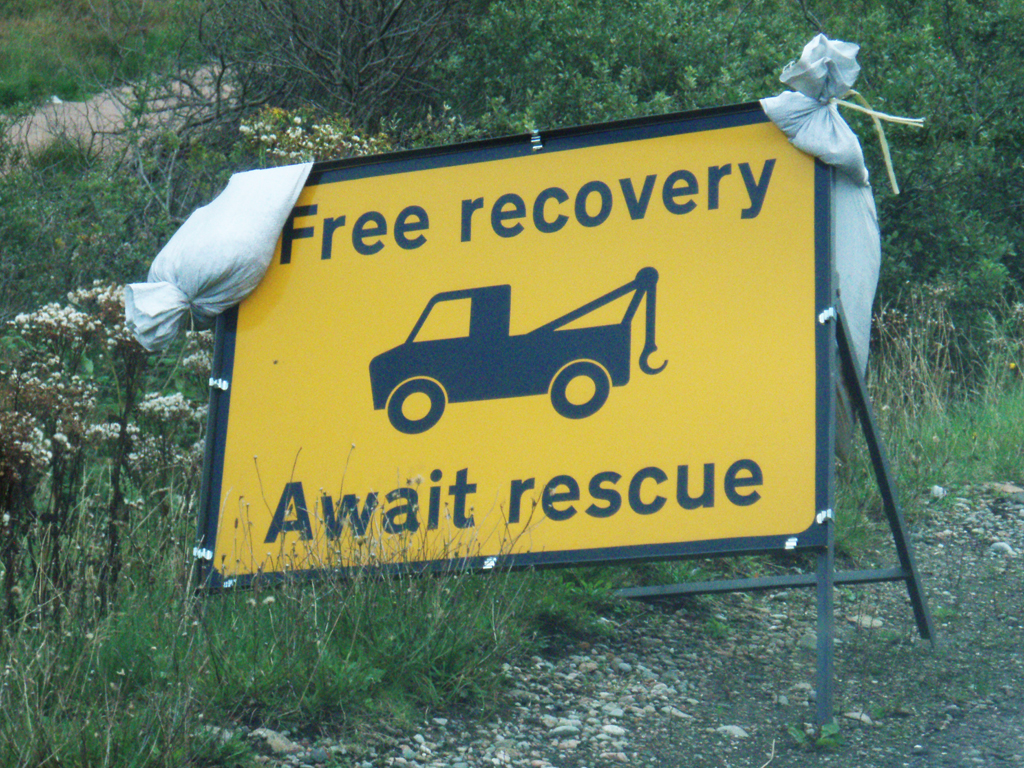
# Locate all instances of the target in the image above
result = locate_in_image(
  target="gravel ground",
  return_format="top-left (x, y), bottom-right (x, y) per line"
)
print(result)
top-left (226, 482), bottom-right (1024, 768)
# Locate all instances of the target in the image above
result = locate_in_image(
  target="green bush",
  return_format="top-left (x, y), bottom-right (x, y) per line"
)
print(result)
top-left (437, 0), bottom-right (1024, 356)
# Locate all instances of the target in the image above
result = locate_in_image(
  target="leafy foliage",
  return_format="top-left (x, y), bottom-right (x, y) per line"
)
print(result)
top-left (5, 0), bottom-right (1024, 343)
top-left (788, 718), bottom-right (844, 750)
top-left (0, 154), bottom-right (169, 318)
top-left (0, 286), bottom-right (210, 623)
top-left (853, 2), bottom-right (1024, 322)
top-left (439, 0), bottom-right (811, 132)
top-left (437, 0), bottom-right (1024, 376)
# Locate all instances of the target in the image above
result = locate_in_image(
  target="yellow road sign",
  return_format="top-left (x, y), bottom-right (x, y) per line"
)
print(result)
top-left (197, 103), bottom-right (833, 586)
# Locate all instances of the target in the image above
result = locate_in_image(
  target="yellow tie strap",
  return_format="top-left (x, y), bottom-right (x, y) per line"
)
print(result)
top-left (832, 89), bottom-right (925, 194)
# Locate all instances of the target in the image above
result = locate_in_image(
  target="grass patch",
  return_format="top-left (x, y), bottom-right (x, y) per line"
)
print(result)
top-left (0, 0), bottom-right (200, 107)
top-left (0, 8), bottom-right (115, 105)
top-left (0, 532), bottom-right (538, 766)
top-left (199, 567), bottom-right (534, 722)
top-left (871, 291), bottom-right (1024, 492)
top-left (524, 567), bottom-right (636, 649)
top-left (830, 292), bottom-right (1024, 561)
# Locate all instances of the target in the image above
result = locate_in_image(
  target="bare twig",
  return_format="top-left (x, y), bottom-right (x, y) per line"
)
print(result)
top-left (794, 0), bottom-right (826, 33)
top-left (198, 0), bottom-right (467, 129)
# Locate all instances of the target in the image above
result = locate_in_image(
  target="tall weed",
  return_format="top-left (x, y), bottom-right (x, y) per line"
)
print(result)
top-left (870, 287), bottom-right (1024, 490)
top-left (834, 287), bottom-right (1024, 559)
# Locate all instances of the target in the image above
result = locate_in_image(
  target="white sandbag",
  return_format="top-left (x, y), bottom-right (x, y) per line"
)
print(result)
top-left (778, 34), bottom-right (861, 104)
top-left (833, 175), bottom-right (880, 372)
top-left (761, 34), bottom-right (879, 375)
top-left (761, 90), bottom-right (867, 186)
top-left (125, 162), bottom-right (313, 351)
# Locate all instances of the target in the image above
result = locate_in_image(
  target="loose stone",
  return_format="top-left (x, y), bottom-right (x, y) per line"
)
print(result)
top-left (251, 728), bottom-right (303, 755)
top-left (716, 725), bottom-right (750, 739)
top-left (842, 711), bottom-right (874, 725)
top-left (548, 725), bottom-right (580, 737)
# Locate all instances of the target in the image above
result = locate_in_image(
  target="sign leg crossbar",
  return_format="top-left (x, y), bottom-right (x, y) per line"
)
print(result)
top-left (617, 303), bottom-right (934, 725)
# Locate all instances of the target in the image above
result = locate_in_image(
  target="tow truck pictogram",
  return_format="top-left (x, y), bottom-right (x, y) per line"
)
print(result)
top-left (369, 267), bottom-right (667, 434)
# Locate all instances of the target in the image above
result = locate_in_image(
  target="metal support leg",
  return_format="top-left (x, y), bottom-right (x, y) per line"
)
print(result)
top-left (834, 303), bottom-right (935, 643)
top-left (815, 521), bottom-right (836, 726)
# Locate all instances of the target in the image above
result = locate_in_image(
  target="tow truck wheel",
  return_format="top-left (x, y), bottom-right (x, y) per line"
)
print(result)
top-left (387, 378), bottom-right (446, 434)
top-left (550, 361), bottom-right (610, 419)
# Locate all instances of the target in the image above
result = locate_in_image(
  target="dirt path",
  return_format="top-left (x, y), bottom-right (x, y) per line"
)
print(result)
top-left (5, 89), bottom-right (131, 155)
top-left (5, 70), bottom-right (229, 156)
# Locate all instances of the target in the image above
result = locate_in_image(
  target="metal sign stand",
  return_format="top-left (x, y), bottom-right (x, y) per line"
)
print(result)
top-left (617, 301), bottom-right (935, 726)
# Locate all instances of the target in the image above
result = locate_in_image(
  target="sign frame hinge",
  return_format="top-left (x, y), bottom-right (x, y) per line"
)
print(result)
top-left (531, 130), bottom-right (543, 151)
top-left (818, 306), bottom-right (836, 324)
top-left (816, 508), bottom-right (835, 525)
top-left (209, 377), bottom-right (230, 391)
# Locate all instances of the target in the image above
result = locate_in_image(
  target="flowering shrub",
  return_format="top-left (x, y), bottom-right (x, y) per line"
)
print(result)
top-left (0, 412), bottom-right (50, 478)
top-left (239, 106), bottom-right (393, 164)
top-left (133, 391), bottom-right (207, 511)
top-left (0, 283), bottom-right (211, 625)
